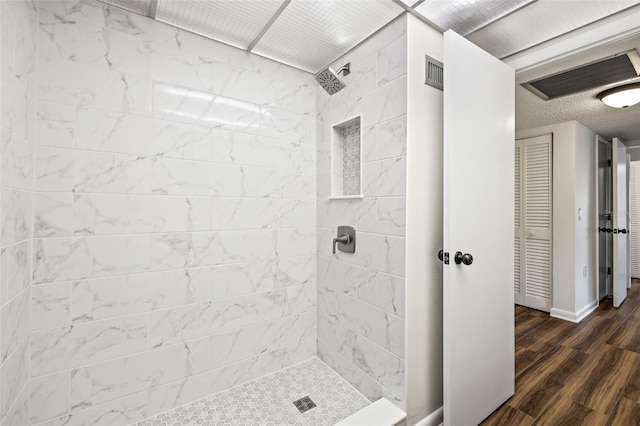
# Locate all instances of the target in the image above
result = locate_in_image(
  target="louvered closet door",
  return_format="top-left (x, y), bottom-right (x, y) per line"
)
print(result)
top-left (515, 134), bottom-right (552, 311)
top-left (514, 142), bottom-right (523, 305)
top-left (630, 161), bottom-right (640, 278)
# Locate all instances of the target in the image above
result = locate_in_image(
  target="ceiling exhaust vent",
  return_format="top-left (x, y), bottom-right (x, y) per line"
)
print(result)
top-left (522, 50), bottom-right (640, 100)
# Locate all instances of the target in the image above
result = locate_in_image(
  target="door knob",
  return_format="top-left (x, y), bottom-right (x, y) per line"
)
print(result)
top-left (454, 251), bottom-right (473, 265)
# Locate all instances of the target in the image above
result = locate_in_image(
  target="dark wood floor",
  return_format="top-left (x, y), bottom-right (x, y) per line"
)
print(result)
top-left (482, 279), bottom-right (640, 425)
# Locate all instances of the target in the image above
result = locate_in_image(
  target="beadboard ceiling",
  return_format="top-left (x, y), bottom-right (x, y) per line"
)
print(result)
top-left (100, 0), bottom-right (640, 141)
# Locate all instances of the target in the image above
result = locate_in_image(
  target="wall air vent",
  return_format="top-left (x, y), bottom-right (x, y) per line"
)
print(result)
top-left (425, 55), bottom-right (444, 90)
top-left (522, 50), bottom-right (640, 100)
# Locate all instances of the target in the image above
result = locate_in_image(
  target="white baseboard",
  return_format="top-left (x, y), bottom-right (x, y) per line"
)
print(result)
top-left (414, 406), bottom-right (443, 426)
top-left (575, 300), bottom-right (598, 322)
top-left (550, 300), bottom-right (597, 323)
top-left (550, 307), bottom-right (578, 322)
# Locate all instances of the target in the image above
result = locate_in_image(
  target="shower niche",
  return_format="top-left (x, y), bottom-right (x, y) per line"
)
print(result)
top-left (331, 115), bottom-right (363, 199)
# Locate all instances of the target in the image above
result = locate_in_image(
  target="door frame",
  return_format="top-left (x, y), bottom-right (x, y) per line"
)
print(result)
top-left (595, 135), bottom-right (613, 304)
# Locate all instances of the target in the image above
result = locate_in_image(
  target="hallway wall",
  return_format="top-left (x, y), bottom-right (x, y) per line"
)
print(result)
top-left (0, 0), bottom-right (37, 424)
top-left (315, 15), bottom-right (407, 409)
top-left (30, 1), bottom-right (316, 423)
top-left (517, 121), bottom-right (597, 322)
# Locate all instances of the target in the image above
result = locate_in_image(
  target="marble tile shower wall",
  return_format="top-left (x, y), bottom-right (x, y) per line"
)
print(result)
top-left (0, 0), bottom-right (38, 424)
top-left (316, 17), bottom-right (408, 409)
top-left (30, 1), bottom-right (316, 424)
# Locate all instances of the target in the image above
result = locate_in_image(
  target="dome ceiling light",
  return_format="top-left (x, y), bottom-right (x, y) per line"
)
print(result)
top-left (597, 83), bottom-right (640, 108)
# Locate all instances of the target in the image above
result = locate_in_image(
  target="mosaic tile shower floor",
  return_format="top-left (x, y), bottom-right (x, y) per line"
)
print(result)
top-left (136, 357), bottom-right (370, 425)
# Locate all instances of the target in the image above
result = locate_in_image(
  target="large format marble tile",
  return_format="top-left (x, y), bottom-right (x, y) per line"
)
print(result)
top-left (32, 235), bottom-right (151, 284)
top-left (148, 289), bottom-right (288, 348)
top-left (76, 108), bottom-right (214, 160)
top-left (151, 82), bottom-right (261, 133)
top-left (377, 35), bottom-right (407, 86)
top-left (35, 146), bottom-right (152, 194)
top-left (31, 282), bottom-right (72, 331)
top-left (46, 391), bottom-right (148, 426)
top-left (71, 268), bottom-right (210, 322)
top-left (73, 194), bottom-right (211, 235)
top-left (211, 132), bottom-right (315, 170)
top-left (29, 371), bottom-right (70, 424)
top-left (146, 341), bottom-right (313, 417)
top-left (209, 311), bottom-right (315, 369)
top-left (211, 198), bottom-right (314, 230)
top-left (1, 240), bottom-right (32, 304)
top-left (70, 338), bottom-right (209, 411)
top-left (31, 314), bottom-right (148, 377)
top-left (34, 192), bottom-right (73, 238)
top-left (38, 58), bottom-right (151, 116)
top-left (36, 100), bottom-right (76, 148)
top-left (150, 42), bottom-right (213, 92)
top-left (77, 26), bottom-right (152, 77)
top-left (0, 290), bottom-right (29, 364)
top-left (2, 337), bottom-right (28, 419)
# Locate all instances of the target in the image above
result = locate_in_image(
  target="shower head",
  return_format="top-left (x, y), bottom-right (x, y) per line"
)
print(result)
top-left (316, 63), bottom-right (350, 95)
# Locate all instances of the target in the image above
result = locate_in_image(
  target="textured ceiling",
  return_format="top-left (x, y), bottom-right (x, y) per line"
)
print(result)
top-left (516, 32), bottom-right (640, 142)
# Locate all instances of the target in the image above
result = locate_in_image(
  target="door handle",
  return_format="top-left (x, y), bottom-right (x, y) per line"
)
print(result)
top-left (454, 251), bottom-right (473, 265)
top-left (438, 250), bottom-right (450, 265)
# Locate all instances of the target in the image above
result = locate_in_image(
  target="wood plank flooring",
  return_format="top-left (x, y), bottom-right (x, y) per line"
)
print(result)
top-left (482, 279), bottom-right (640, 425)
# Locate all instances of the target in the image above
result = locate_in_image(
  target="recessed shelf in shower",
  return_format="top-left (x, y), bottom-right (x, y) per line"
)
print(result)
top-left (331, 115), bottom-right (362, 199)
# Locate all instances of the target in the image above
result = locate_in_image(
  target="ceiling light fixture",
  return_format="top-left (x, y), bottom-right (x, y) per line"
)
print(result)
top-left (597, 82), bottom-right (640, 108)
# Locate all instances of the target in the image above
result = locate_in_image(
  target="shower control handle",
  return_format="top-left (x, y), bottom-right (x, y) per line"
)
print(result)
top-left (333, 234), bottom-right (351, 254)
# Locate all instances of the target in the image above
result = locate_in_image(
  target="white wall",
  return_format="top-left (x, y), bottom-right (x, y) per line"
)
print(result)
top-left (517, 121), bottom-right (597, 322)
top-left (405, 14), bottom-right (444, 426)
top-left (574, 123), bottom-right (597, 314)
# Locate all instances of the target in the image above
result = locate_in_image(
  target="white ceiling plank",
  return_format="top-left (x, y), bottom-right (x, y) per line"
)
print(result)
top-left (252, 0), bottom-right (404, 73)
top-left (505, 4), bottom-right (640, 73)
top-left (154, 0), bottom-right (288, 50)
top-left (414, 0), bottom-right (535, 36)
top-left (467, 0), bottom-right (640, 59)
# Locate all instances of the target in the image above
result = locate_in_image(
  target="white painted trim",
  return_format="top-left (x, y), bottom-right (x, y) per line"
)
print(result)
top-left (505, 4), bottom-right (640, 73)
top-left (576, 300), bottom-right (598, 322)
top-left (550, 307), bottom-right (579, 322)
top-left (550, 300), bottom-right (597, 323)
top-left (414, 406), bottom-right (443, 426)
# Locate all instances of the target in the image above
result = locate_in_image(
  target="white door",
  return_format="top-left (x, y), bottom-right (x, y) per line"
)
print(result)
top-left (612, 137), bottom-right (628, 307)
top-left (514, 135), bottom-right (552, 312)
top-left (443, 30), bottom-right (515, 426)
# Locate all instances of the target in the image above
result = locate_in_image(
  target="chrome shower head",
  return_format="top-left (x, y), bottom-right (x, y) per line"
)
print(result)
top-left (316, 63), bottom-right (350, 95)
